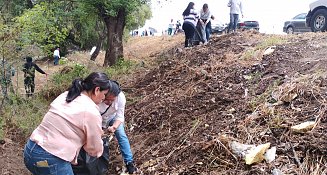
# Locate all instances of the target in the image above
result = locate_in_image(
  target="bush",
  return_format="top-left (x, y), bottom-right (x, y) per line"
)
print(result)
top-left (106, 59), bottom-right (137, 78)
top-left (0, 63), bottom-right (90, 137)
top-left (40, 63), bottom-right (89, 101)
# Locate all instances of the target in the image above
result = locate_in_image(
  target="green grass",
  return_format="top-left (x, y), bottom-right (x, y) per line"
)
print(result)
top-left (256, 36), bottom-right (287, 50)
top-left (241, 36), bottom-right (287, 60)
top-left (0, 63), bottom-right (90, 137)
top-left (106, 59), bottom-right (137, 78)
top-left (0, 59), bottom-right (140, 138)
top-left (2, 95), bottom-right (49, 135)
top-left (0, 116), bottom-right (3, 140)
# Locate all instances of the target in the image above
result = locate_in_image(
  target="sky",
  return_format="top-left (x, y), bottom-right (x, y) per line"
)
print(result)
top-left (144, 0), bottom-right (316, 34)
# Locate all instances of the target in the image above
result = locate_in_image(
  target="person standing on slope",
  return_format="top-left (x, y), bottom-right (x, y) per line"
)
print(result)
top-left (182, 2), bottom-right (199, 47)
top-left (99, 80), bottom-right (137, 174)
top-left (227, 0), bottom-right (243, 33)
top-left (22, 57), bottom-right (47, 97)
top-left (23, 72), bottom-right (112, 175)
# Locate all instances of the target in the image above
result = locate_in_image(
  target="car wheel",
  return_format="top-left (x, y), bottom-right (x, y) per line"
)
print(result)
top-left (287, 26), bottom-right (294, 34)
top-left (310, 9), bottom-right (327, 32)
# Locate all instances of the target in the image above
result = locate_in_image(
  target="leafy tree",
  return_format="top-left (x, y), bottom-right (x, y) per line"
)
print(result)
top-left (15, 2), bottom-right (69, 56)
top-left (126, 4), bottom-right (152, 31)
top-left (2, 0), bottom-right (152, 66)
top-left (0, 0), bottom-right (34, 22)
top-left (80, 0), bottom-right (150, 66)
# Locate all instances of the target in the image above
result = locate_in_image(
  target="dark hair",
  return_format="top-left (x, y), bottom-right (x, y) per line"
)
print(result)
top-left (107, 80), bottom-right (121, 97)
top-left (203, 3), bottom-right (208, 10)
top-left (24, 57), bottom-right (33, 70)
top-left (66, 72), bottom-right (111, 103)
top-left (182, 2), bottom-right (195, 16)
top-left (25, 57), bottom-right (33, 63)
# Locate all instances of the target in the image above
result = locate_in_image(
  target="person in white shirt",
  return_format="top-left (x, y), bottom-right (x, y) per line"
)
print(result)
top-left (227, 0), bottom-right (243, 33)
top-left (99, 80), bottom-right (136, 174)
top-left (168, 19), bottom-right (174, 35)
top-left (200, 3), bottom-right (211, 43)
top-left (53, 47), bottom-right (60, 65)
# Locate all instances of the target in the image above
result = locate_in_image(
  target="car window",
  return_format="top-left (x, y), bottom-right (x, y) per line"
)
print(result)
top-left (293, 13), bottom-right (307, 20)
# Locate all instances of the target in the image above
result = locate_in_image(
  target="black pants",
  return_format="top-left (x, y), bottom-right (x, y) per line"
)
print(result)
top-left (182, 22), bottom-right (196, 47)
top-left (24, 77), bottom-right (35, 97)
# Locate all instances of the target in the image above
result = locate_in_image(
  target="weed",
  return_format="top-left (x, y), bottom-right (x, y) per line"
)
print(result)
top-left (106, 59), bottom-right (137, 79)
top-left (256, 36), bottom-right (286, 50)
top-left (241, 48), bottom-right (256, 60)
top-left (2, 95), bottom-right (49, 135)
top-left (0, 116), bottom-right (3, 139)
top-left (0, 63), bottom-right (90, 137)
top-left (241, 36), bottom-right (286, 60)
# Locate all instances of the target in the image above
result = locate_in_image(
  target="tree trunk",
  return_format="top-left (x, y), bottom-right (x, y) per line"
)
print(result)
top-left (103, 9), bottom-right (126, 67)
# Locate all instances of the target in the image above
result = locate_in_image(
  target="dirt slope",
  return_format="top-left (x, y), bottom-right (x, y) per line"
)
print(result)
top-left (1, 32), bottom-right (327, 175)
top-left (118, 32), bottom-right (326, 174)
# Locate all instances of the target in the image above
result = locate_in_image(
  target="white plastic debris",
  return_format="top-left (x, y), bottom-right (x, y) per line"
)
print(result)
top-left (264, 146), bottom-right (276, 163)
top-left (291, 121), bottom-right (316, 133)
top-left (263, 46), bottom-right (276, 55)
top-left (230, 141), bottom-right (255, 157)
top-left (271, 168), bottom-right (283, 175)
top-left (245, 143), bottom-right (271, 165)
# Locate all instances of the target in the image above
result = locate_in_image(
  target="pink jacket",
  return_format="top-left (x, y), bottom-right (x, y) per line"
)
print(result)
top-left (30, 91), bottom-right (104, 164)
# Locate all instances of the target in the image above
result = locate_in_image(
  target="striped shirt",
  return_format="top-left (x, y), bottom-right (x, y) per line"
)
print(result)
top-left (183, 9), bottom-right (199, 27)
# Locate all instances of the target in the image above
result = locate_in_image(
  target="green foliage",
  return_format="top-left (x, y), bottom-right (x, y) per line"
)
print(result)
top-left (69, 2), bottom-right (102, 49)
top-left (15, 2), bottom-right (69, 56)
top-left (51, 64), bottom-right (89, 87)
top-left (0, 116), bottom-right (3, 139)
top-left (59, 57), bottom-right (68, 65)
top-left (0, 0), bottom-right (32, 21)
top-left (126, 4), bottom-right (152, 31)
top-left (4, 63), bottom-right (89, 136)
top-left (256, 36), bottom-right (287, 50)
top-left (106, 59), bottom-right (137, 78)
top-left (2, 95), bottom-right (49, 135)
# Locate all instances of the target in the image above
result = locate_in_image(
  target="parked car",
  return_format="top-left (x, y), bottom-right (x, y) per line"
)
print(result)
top-left (223, 19), bottom-right (259, 33)
top-left (237, 20), bottom-right (260, 31)
top-left (283, 13), bottom-right (311, 34)
top-left (211, 20), bottom-right (228, 34)
top-left (306, 0), bottom-right (327, 32)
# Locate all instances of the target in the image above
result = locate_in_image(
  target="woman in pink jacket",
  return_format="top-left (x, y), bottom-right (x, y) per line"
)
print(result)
top-left (23, 72), bottom-right (111, 175)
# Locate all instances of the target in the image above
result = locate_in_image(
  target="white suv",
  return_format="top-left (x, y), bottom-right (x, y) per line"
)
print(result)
top-left (306, 0), bottom-right (327, 32)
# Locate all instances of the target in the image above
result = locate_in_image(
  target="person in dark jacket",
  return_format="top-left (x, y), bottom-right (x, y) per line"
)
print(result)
top-left (22, 57), bottom-right (47, 97)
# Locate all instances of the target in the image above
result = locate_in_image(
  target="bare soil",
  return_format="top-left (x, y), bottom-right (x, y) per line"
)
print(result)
top-left (1, 32), bottom-right (327, 175)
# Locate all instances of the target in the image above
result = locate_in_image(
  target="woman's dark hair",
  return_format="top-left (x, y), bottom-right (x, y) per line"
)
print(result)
top-left (107, 80), bottom-right (121, 97)
top-left (203, 3), bottom-right (208, 10)
top-left (66, 72), bottom-right (111, 103)
top-left (182, 2), bottom-right (195, 16)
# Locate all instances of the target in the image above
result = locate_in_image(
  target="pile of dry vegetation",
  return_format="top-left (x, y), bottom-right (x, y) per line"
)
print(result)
top-left (107, 31), bottom-right (327, 174)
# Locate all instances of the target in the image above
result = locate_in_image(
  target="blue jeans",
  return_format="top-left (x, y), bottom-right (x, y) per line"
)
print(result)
top-left (200, 25), bottom-right (207, 43)
top-left (53, 56), bottom-right (59, 65)
top-left (108, 119), bottom-right (134, 164)
top-left (205, 21), bottom-right (211, 41)
top-left (24, 139), bottom-right (74, 175)
top-left (228, 13), bottom-right (239, 33)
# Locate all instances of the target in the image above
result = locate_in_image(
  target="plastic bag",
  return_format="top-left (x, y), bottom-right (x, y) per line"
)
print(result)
top-left (72, 137), bottom-right (110, 175)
